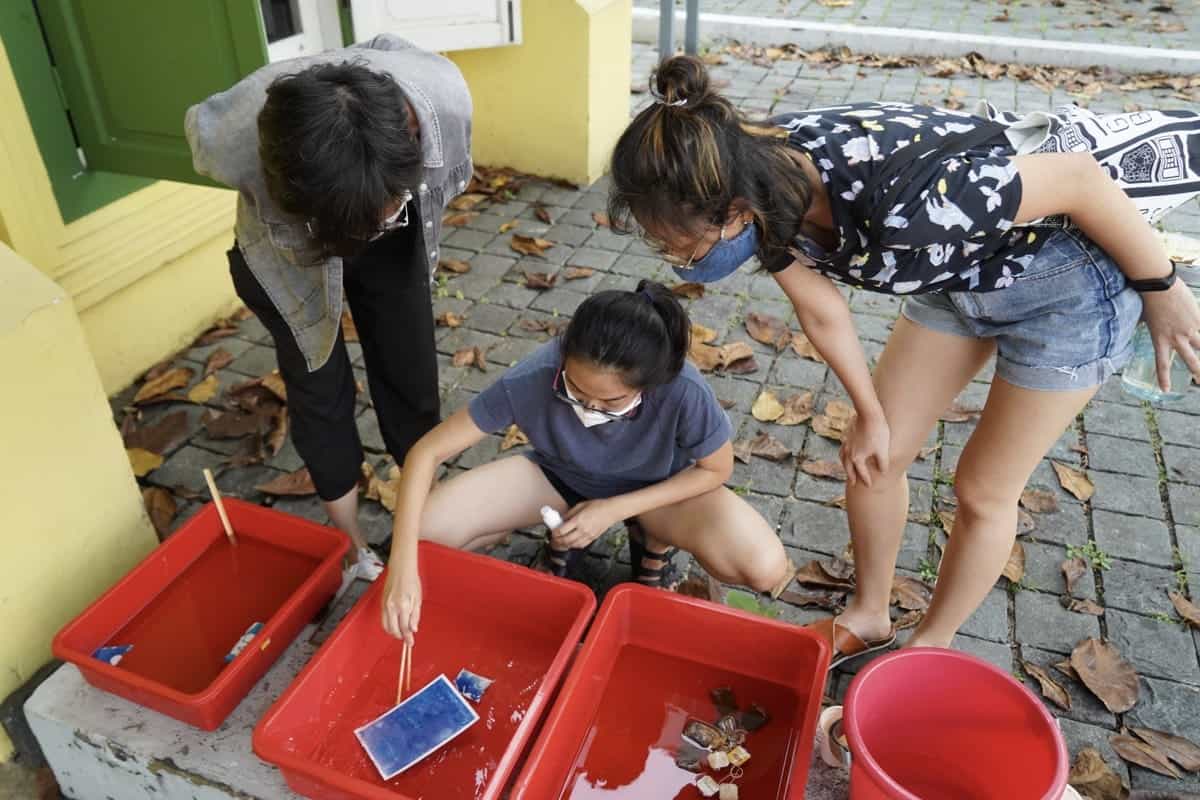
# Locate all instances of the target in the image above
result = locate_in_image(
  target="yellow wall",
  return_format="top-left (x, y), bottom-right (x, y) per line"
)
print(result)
top-left (0, 245), bottom-right (159, 760)
top-left (451, 0), bottom-right (632, 186)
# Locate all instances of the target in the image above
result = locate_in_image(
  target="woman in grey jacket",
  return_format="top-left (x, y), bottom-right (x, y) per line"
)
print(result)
top-left (186, 35), bottom-right (472, 583)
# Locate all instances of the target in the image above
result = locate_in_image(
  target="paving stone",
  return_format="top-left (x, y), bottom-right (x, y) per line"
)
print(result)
top-left (1022, 540), bottom-right (1096, 599)
top-left (232, 313), bottom-right (272, 345)
top-left (564, 245), bottom-right (620, 272)
top-left (730, 450), bottom-right (796, 497)
top-left (1101, 559), bottom-right (1180, 618)
top-left (186, 335), bottom-right (255, 367)
top-left (1083, 401), bottom-right (1151, 441)
top-left (1169, 482), bottom-right (1200, 530)
top-left (462, 252), bottom-right (518, 278)
top-left (1085, 433), bottom-right (1159, 477)
top-left (269, 495), bottom-right (329, 525)
top-left (959, 587), bottom-right (1010, 643)
top-left (952, 635), bottom-right (1013, 673)
top-left (1016, 646), bottom-right (1117, 728)
top-left (455, 434), bottom-right (507, 470)
top-left (611, 253), bottom-right (662, 277)
top-left (1091, 510), bottom-right (1175, 569)
top-left (224, 344), bottom-right (281, 378)
top-left (687, 294), bottom-right (743, 332)
top-left (896, 522), bottom-right (933, 573)
top-left (529, 288), bottom-right (589, 316)
top-left (1055, 718), bottom-right (1130, 787)
top-left (357, 410), bottom-right (387, 454)
top-left (1124, 676), bottom-right (1200, 793)
top-left (786, 501), bottom-right (849, 556)
top-left (542, 224), bottom-right (592, 248)
top-left (1158, 409), bottom-right (1200, 449)
top-left (447, 271), bottom-right (503, 301)
top-left (149, 445), bottom-right (228, 494)
top-left (769, 356), bottom-right (828, 392)
top-left (462, 303), bottom-right (522, 335)
top-left (437, 327), bottom-right (508, 357)
top-left (1164, 443), bottom-right (1200, 486)
top-left (1105, 607), bottom-right (1200, 684)
top-left (1014, 590), bottom-right (1101, 655)
top-left (743, 492), bottom-right (787, 535)
top-left (1090, 472), bottom-right (1164, 520)
top-left (440, 386), bottom-right (477, 418)
top-left (1178, 525), bottom-right (1200, 581)
top-left (214, 463), bottom-right (284, 501)
top-left (1020, 497), bottom-right (1090, 547)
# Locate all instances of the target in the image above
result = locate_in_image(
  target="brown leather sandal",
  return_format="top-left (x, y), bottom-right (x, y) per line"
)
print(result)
top-left (808, 617), bottom-right (896, 671)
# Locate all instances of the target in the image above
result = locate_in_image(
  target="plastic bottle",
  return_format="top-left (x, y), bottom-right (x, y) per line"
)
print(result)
top-left (540, 506), bottom-right (563, 531)
top-left (1121, 266), bottom-right (1200, 405)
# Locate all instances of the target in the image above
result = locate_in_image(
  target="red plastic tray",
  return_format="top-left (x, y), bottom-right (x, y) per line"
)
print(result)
top-left (511, 584), bottom-right (832, 800)
top-left (53, 500), bottom-right (347, 730)
top-left (252, 540), bottom-right (597, 800)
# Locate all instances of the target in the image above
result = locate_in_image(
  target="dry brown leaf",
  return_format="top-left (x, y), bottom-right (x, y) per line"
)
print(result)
top-left (894, 609), bottom-right (924, 630)
top-left (436, 311), bottom-right (465, 328)
top-left (718, 342), bottom-right (755, 368)
top-left (142, 487), bottom-right (177, 540)
top-left (937, 509), bottom-right (956, 533)
top-left (438, 259), bottom-right (472, 274)
top-left (123, 410), bottom-right (190, 455)
top-left (1017, 508), bottom-right (1036, 535)
top-left (1068, 747), bottom-right (1126, 800)
top-left (801, 459), bottom-right (847, 482)
top-left (339, 310), bottom-right (359, 343)
top-left (675, 572), bottom-right (722, 602)
top-left (1066, 598), bottom-right (1105, 616)
top-left (498, 220), bottom-right (519, 234)
top-left (777, 392), bottom-right (815, 426)
top-left (471, 346), bottom-right (488, 372)
top-left (1062, 557), bottom-right (1088, 597)
top-left (256, 467), bottom-right (317, 497)
top-left (671, 282), bottom-right (706, 300)
top-left (691, 322), bottom-right (718, 345)
top-left (442, 211), bottom-right (477, 227)
top-left (227, 379), bottom-right (283, 417)
top-left (916, 445), bottom-right (940, 461)
top-left (266, 409), bottom-right (289, 456)
top-left (228, 432), bottom-right (267, 467)
top-left (591, 211), bottom-right (611, 228)
top-left (722, 354), bottom-right (759, 375)
top-left (1053, 462), bottom-right (1095, 502)
top-left (940, 402), bottom-right (982, 423)
top-left (134, 367), bottom-right (195, 404)
top-left (778, 588), bottom-right (845, 611)
top-left (811, 399), bottom-right (855, 442)
top-left (1002, 541), bottom-right (1026, 583)
top-left (186, 374), bottom-right (220, 404)
top-left (1169, 591), bottom-right (1200, 629)
top-left (203, 348), bottom-right (234, 377)
top-left (1021, 488), bottom-right (1061, 514)
top-left (689, 342), bottom-right (723, 372)
top-left (193, 324), bottom-right (239, 347)
top-left (1130, 726), bottom-right (1200, 773)
top-left (202, 409), bottom-right (264, 439)
top-left (500, 424), bottom-right (529, 451)
top-left (452, 347), bottom-right (476, 367)
top-left (748, 431), bottom-right (791, 462)
top-left (523, 270), bottom-right (558, 290)
top-left (732, 438), bottom-right (753, 464)
top-left (752, 390), bottom-right (785, 422)
top-left (1071, 638), bottom-right (1140, 714)
top-left (511, 234), bottom-right (555, 257)
top-left (1053, 659), bottom-right (1080, 681)
top-left (791, 332), bottom-right (826, 362)
top-left (795, 559), bottom-right (855, 590)
top-left (745, 312), bottom-right (793, 352)
top-left (448, 193), bottom-right (487, 211)
top-left (1110, 734), bottom-right (1181, 778)
top-left (718, 398), bottom-right (736, 410)
top-left (827, 495), bottom-right (849, 510)
top-left (517, 318), bottom-right (565, 336)
top-left (562, 266), bottom-right (594, 281)
top-left (535, 205), bottom-right (553, 225)
top-left (689, 340), bottom-right (757, 374)
top-left (891, 576), bottom-right (933, 611)
top-left (127, 448), bottom-right (163, 477)
top-left (364, 463), bottom-right (403, 512)
top-left (232, 307), bottom-right (254, 322)
top-left (259, 371), bottom-right (287, 403)
top-left (1023, 661), bottom-right (1072, 711)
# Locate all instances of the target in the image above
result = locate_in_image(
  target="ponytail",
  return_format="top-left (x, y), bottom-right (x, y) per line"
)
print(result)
top-left (560, 280), bottom-right (690, 388)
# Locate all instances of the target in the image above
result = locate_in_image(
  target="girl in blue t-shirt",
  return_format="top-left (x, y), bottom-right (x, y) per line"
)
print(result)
top-left (380, 280), bottom-right (790, 643)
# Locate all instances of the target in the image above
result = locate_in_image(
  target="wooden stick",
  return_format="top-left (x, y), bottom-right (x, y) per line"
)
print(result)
top-left (397, 642), bottom-right (410, 705)
top-left (202, 468), bottom-right (237, 545)
top-left (406, 640), bottom-right (413, 697)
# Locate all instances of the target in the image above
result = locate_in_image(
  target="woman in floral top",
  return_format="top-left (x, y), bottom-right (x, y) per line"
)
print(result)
top-left (608, 55), bottom-right (1200, 666)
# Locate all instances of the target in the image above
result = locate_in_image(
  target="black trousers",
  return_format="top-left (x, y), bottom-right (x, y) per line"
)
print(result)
top-left (228, 226), bottom-right (440, 501)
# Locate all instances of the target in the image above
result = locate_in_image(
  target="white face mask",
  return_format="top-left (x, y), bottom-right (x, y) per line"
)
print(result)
top-left (564, 381), bottom-right (642, 427)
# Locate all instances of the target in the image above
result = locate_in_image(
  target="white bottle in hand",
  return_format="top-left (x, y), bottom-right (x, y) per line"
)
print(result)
top-left (540, 506), bottom-right (563, 532)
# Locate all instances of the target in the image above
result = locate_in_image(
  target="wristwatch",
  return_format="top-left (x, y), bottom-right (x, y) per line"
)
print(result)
top-left (1126, 262), bottom-right (1178, 293)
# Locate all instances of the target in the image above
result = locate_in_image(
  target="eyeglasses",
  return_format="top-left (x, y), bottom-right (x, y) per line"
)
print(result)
top-left (552, 368), bottom-right (638, 422)
top-left (304, 190), bottom-right (413, 241)
top-left (643, 215), bottom-right (746, 269)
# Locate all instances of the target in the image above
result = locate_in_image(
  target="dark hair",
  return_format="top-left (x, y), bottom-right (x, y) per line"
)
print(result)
top-left (608, 55), bottom-right (811, 269)
top-left (258, 61), bottom-right (423, 252)
top-left (561, 280), bottom-right (690, 388)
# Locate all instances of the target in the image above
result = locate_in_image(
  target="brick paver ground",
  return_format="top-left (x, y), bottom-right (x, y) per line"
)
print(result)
top-left (99, 43), bottom-right (1200, 797)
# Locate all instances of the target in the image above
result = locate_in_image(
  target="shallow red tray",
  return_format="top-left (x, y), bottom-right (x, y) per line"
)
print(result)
top-left (252, 540), bottom-right (597, 800)
top-left (53, 500), bottom-right (347, 730)
top-left (511, 584), bottom-right (832, 800)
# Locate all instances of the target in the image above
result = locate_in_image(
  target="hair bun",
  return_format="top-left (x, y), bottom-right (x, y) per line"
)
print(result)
top-left (651, 55), bottom-right (710, 108)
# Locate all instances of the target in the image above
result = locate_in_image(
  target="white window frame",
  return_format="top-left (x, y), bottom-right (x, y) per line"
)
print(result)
top-left (259, 0), bottom-right (338, 62)
top-left (349, 0), bottom-right (521, 52)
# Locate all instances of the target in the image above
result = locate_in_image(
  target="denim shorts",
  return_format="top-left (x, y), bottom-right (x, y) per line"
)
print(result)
top-left (902, 229), bottom-right (1143, 392)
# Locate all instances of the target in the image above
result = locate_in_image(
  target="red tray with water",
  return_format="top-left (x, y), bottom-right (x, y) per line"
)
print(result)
top-left (511, 584), bottom-right (832, 800)
top-left (52, 500), bottom-right (348, 730)
top-left (252, 541), bottom-right (597, 800)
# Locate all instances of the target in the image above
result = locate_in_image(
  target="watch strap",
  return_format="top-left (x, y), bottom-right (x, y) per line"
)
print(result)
top-left (1127, 262), bottom-right (1178, 293)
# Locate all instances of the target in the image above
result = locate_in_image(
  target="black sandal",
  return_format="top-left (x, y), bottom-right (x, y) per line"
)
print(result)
top-left (627, 521), bottom-right (681, 590)
top-left (541, 544), bottom-right (581, 578)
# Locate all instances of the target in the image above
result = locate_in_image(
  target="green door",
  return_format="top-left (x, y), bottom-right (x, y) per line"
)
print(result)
top-left (35, 0), bottom-right (268, 186)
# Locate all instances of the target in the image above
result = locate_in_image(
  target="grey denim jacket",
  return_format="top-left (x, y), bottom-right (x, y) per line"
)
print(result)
top-left (185, 35), bottom-right (472, 371)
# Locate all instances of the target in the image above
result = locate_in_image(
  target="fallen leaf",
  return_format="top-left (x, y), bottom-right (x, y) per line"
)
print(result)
top-left (1002, 541), bottom-right (1026, 583)
top-left (748, 431), bottom-right (791, 462)
top-left (511, 234), bottom-right (555, 257)
top-left (891, 576), bottom-right (933, 611)
top-left (937, 509), bottom-right (956, 533)
top-left (142, 487), bottom-right (177, 539)
top-left (448, 193), bottom-right (488, 211)
top-left (718, 398), bottom-right (736, 410)
top-left (718, 341), bottom-right (755, 368)
top-left (811, 399), bottom-right (855, 442)
top-left (133, 367), bottom-right (195, 404)
top-left (795, 559), bottom-right (855, 589)
top-left (778, 588), bottom-right (846, 611)
top-left (562, 266), bottom-right (594, 281)
top-left (1071, 638), bottom-right (1140, 714)
top-left (1021, 488), bottom-right (1061, 514)
top-left (1068, 747), bottom-right (1125, 800)
top-left (340, 310), bottom-right (359, 343)
top-left (535, 204), bottom-right (553, 225)
top-left (498, 220), bottom-right (519, 233)
top-left (691, 322), bottom-right (718, 344)
top-left (1023, 661), bottom-right (1072, 711)
top-left (1062, 557), bottom-right (1088, 596)
top-left (752, 390), bottom-right (785, 422)
top-left (1053, 461), bottom-right (1095, 502)
top-left (500, 424), bottom-right (529, 451)
top-left (127, 448), bottom-right (163, 477)
top-left (255, 467), bottom-right (315, 497)
top-left (894, 609), bottom-right (924, 630)
top-left (940, 402), bottom-right (982, 423)
top-left (827, 495), bottom-right (849, 510)
top-left (436, 311), bottom-right (465, 328)
top-left (745, 312), bottom-right (793, 352)
top-left (732, 438), bottom-right (753, 464)
top-left (523, 270), bottom-right (558, 290)
top-left (193, 324), bottom-right (239, 347)
top-left (689, 340), bottom-right (757, 373)
top-left (442, 211), bottom-right (477, 227)
top-left (722, 354), bottom-right (759, 375)
top-left (266, 408), bottom-right (288, 455)
top-left (1066, 598), bottom-right (1105, 616)
top-left (228, 432), bottom-right (267, 467)
top-left (363, 463), bottom-right (403, 512)
top-left (1054, 659), bottom-right (1080, 681)
top-left (260, 371), bottom-right (287, 402)
top-left (227, 379), bottom-right (283, 416)
top-left (671, 282), bottom-right (706, 300)
top-left (232, 307), bottom-right (254, 322)
top-left (1169, 590), bottom-right (1200, 629)
top-left (187, 374), bottom-right (220, 404)
top-left (1017, 508), bottom-right (1036, 535)
top-left (123, 410), bottom-right (190, 455)
top-left (452, 347), bottom-right (476, 367)
top-left (592, 211), bottom-right (611, 228)
top-left (517, 318), bottom-right (566, 336)
top-left (801, 459), bottom-right (847, 481)
top-left (438, 259), bottom-right (472, 274)
top-left (203, 348), bottom-right (234, 377)
top-left (1130, 726), bottom-right (1200, 773)
top-left (791, 332), bottom-right (826, 362)
top-left (777, 392), bottom-right (815, 426)
top-left (1110, 734), bottom-right (1181, 778)
top-left (202, 409), bottom-right (264, 439)
top-left (916, 445), bottom-right (940, 461)
top-left (675, 573), bottom-right (722, 602)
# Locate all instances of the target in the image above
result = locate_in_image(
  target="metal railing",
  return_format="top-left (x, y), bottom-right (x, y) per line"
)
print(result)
top-left (658, 0), bottom-right (700, 57)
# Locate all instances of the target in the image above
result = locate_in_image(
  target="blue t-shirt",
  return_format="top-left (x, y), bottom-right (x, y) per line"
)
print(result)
top-left (467, 341), bottom-right (732, 499)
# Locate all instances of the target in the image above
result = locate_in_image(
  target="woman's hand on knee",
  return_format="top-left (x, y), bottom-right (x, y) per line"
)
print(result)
top-left (840, 412), bottom-right (890, 489)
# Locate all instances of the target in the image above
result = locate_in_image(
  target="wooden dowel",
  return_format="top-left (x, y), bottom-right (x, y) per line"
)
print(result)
top-left (202, 468), bottom-right (237, 544)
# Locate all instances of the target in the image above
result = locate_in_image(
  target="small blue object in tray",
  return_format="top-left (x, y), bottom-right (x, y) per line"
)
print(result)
top-left (355, 674), bottom-right (479, 780)
top-left (93, 645), bottom-right (133, 666)
top-left (454, 669), bottom-right (493, 703)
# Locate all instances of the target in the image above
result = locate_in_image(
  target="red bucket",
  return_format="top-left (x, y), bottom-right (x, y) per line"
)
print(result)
top-left (841, 648), bottom-right (1068, 800)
